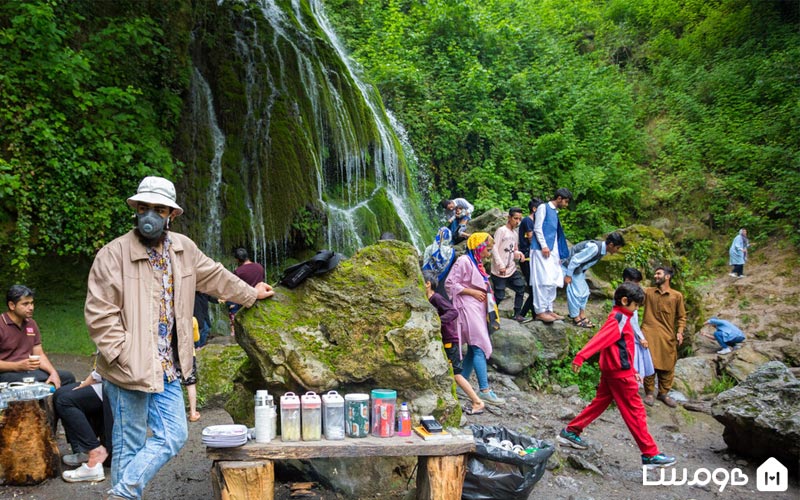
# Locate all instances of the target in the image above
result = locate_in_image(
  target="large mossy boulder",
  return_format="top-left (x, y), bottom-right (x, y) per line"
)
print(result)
top-left (235, 240), bottom-right (458, 424)
top-left (711, 361), bottom-right (800, 471)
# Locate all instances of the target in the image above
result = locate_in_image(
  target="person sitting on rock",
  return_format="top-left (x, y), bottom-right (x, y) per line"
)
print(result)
top-left (557, 282), bottom-right (677, 470)
top-left (701, 316), bottom-right (745, 355)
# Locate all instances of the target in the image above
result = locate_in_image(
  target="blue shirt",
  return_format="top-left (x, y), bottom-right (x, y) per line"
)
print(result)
top-left (707, 317), bottom-right (745, 343)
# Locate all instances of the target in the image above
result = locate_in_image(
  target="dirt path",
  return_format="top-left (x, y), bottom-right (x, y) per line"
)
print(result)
top-left (1, 244), bottom-right (797, 499)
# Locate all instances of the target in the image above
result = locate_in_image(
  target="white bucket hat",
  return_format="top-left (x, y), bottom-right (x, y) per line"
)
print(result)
top-left (126, 176), bottom-right (184, 216)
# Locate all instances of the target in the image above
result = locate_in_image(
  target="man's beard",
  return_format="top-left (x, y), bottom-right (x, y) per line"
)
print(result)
top-left (134, 228), bottom-right (169, 248)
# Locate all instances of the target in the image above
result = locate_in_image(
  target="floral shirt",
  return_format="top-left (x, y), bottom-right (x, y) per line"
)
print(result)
top-left (146, 236), bottom-right (180, 382)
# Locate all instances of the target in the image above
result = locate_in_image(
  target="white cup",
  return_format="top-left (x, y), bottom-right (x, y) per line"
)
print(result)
top-left (29, 355), bottom-right (40, 361)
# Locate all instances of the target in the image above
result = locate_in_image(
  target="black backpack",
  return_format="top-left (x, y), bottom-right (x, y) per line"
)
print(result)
top-left (278, 250), bottom-right (342, 289)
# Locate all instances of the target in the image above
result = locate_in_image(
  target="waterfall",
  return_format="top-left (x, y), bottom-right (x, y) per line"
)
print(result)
top-left (192, 67), bottom-right (226, 259)
top-left (198, 0), bottom-right (427, 270)
top-left (308, 0), bottom-right (424, 250)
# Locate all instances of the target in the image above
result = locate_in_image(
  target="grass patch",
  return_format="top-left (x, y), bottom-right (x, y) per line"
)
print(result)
top-left (702, 373), bottom-right (737, 395)
top-left (527, 330), bottom-right (601, 400)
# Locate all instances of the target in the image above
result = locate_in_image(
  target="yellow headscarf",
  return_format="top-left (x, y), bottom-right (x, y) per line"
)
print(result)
top-left (467, 232), bottom-right (491, 250)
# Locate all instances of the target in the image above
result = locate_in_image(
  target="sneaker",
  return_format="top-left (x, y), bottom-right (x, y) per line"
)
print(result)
top-left (557, 428), bottom-right (588, 450)
top-left (480, 390), bottom-right (505, 406)
top-left (733, 343), bottom-right (744, 350)
top-left (62, 462), bottom-right (105, 483)
top-left (642, 453), bottom-right (676, 468)
top-left (728, 273), bottom-right (737, 278)
top-left (716, 347), bottom-right (733, 355)
top-left (62, 452), bottom-right (89, 467)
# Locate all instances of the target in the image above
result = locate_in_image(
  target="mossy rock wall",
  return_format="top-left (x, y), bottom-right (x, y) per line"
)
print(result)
top-left (171, 0), bottom-right (434, 267)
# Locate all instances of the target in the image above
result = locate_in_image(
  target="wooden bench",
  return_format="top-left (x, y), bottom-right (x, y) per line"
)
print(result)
top-left (207, 431), bottom-right (475, 500)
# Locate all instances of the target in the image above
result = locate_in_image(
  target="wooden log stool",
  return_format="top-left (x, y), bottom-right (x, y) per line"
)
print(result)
top-left (0, 397), bottom-right (61, 485)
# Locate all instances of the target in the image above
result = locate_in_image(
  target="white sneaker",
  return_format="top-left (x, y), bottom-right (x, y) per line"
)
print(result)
top-left (728, 273), bottom-right (737, 277)
top-left (716, 347), bottom-right (732, 355)
top-left (733, 343), bottom-right (744, 350)
top-left (62, 462), bottom-right (105, 483)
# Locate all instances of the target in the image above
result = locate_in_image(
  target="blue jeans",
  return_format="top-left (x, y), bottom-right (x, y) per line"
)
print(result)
top-left (713, 330), bottom-right (744, 349)
top-left (104, 377), bottom-right (188, 499)
top-left (460, 345), bottom-right (489, 391)
top-left (195, 318), bottom-right (211, 348)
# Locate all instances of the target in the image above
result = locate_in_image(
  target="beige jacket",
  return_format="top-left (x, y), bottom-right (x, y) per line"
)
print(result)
top-left (85, 230), bottom-right (257, 392)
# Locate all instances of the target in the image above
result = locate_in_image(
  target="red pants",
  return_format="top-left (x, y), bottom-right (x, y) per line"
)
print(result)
top-left (566, 374), bottom-right (659, 457)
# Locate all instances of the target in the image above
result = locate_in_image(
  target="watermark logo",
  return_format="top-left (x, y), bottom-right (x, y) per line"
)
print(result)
top-left (756, 457), bottom-right (788, 492)
top-left (643, 466), bottom-right (747, 492)
top-left (642, 457), bottom-right (788, 492)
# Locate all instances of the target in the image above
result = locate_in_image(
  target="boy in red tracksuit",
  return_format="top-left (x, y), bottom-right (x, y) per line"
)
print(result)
top-left (557, 282), bottom-right (677, 469)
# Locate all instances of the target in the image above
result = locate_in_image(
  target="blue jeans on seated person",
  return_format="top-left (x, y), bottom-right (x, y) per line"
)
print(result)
top-left (459, 345), bottom-right (489, 391)
top-left (104, 376), bottom-right (188, 499)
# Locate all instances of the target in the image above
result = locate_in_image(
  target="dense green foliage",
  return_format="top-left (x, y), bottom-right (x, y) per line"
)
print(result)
top-left (324, 0), bottom-right (799, 244)
top-left (0, 0), bottom-right (190, 276)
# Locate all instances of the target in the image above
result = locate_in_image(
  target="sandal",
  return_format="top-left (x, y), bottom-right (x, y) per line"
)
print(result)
top-left (572, 317), bottom-right (595, 329)
top-left (464, 406), bottom-right (485, 416)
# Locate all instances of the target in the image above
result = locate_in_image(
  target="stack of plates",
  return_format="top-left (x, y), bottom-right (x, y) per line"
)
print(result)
top-left (202, 424), bottom-right (248, 448)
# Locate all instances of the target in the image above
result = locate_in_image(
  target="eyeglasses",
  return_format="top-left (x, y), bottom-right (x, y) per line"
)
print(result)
top-left (137, 204), bottom-right (172, 217)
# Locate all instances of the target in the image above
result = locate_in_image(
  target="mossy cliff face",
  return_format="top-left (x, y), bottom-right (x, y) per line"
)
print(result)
top-left (234, 240), bottom-right (459, 424)
top-left (173, 0), bottom-right (433, 267)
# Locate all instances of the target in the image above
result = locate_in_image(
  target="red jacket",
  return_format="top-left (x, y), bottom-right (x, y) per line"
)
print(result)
top-left (573, 306), bottom-right (636, 379)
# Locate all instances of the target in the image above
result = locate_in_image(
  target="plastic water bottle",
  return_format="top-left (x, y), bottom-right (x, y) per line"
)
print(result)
top-left (396, 402), bottom-right (412, 436)
top-left (254, 390), bottom-right (272, 443)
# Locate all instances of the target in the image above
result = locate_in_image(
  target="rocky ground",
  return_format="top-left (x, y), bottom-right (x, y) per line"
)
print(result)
top-left (1, 245), bottom-right (798, 500)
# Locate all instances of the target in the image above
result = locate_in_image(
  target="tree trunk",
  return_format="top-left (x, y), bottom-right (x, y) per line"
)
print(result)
top-left (0, 398), bottom-right (61, 485)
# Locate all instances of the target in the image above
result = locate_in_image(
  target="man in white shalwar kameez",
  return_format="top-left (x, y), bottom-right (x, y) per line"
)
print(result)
top-left (530, 188), bottom-right (572, 322)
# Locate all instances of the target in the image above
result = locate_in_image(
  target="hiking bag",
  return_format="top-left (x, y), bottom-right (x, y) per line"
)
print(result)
top-left (462, 425), bottom-right (554, 500)
top-left (278, 250), bottom-right (342, 289)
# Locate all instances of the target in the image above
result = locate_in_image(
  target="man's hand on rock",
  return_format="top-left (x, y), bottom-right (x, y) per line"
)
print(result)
top-left (255, 282), bottom-right (275, 300)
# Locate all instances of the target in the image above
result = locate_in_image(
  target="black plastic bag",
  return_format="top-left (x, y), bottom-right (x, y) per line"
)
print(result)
top-left (462, 425), bottom-right (554, 500)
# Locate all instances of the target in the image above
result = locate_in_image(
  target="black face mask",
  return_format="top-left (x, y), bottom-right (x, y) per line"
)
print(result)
top-left (136, 210), bottom-right (167, 240)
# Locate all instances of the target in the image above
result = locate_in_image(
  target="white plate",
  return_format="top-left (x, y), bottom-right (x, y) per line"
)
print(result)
top-left (202, 424), bottom-right (248, 437)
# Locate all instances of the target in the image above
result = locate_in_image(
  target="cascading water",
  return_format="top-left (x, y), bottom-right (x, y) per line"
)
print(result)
top-left (190, 0), bottom-right (429, 270)
top-left (191, 67), bottom-right (226, 259)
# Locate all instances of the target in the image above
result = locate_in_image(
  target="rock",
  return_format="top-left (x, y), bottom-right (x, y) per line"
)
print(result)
top-left (236, 240), bottom-right (456, 419)
top-left (522, 320), bottom-right (571, 361)
top-left (228, 241), bottom-right (461, 498)
top-left (561, 385), bottom-right (581, 398)
top-left (567, 454), bottom-right (604, 476)
top-left (489, 319), bottom-right (538, 374)
top-left (672, 356), bottom-right (717, 397)
top-left (717, 345), bottom-right (770, 381)
top-left (196, 343), bottom-right (250, 407)
top-left (554, 475), bottom-right (580, 490)
top-left (711, 361), bottom-right (800, 470)
top-left (559, 407), bottom-right (578, 421)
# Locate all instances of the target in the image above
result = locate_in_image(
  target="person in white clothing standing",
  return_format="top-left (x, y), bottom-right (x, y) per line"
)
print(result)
top-left (530, 188), bottom-right (572, 323)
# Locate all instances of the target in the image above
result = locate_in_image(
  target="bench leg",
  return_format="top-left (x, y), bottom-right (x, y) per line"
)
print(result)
top-left (416, 455), bottom-right (466, 500)
top-left (212, 460), bottom-right (274, 500)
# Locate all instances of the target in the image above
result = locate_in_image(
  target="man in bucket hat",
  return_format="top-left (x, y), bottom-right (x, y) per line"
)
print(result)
top-left (85, 176), bottom-right (274, 499)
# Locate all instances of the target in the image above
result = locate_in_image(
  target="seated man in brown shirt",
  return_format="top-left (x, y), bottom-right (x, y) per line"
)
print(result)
top-left (0, 285), bottom-right (75, 388)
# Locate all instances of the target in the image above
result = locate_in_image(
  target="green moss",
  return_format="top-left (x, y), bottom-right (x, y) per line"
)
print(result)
top-left (196, 343), bottom-right (249, 405)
